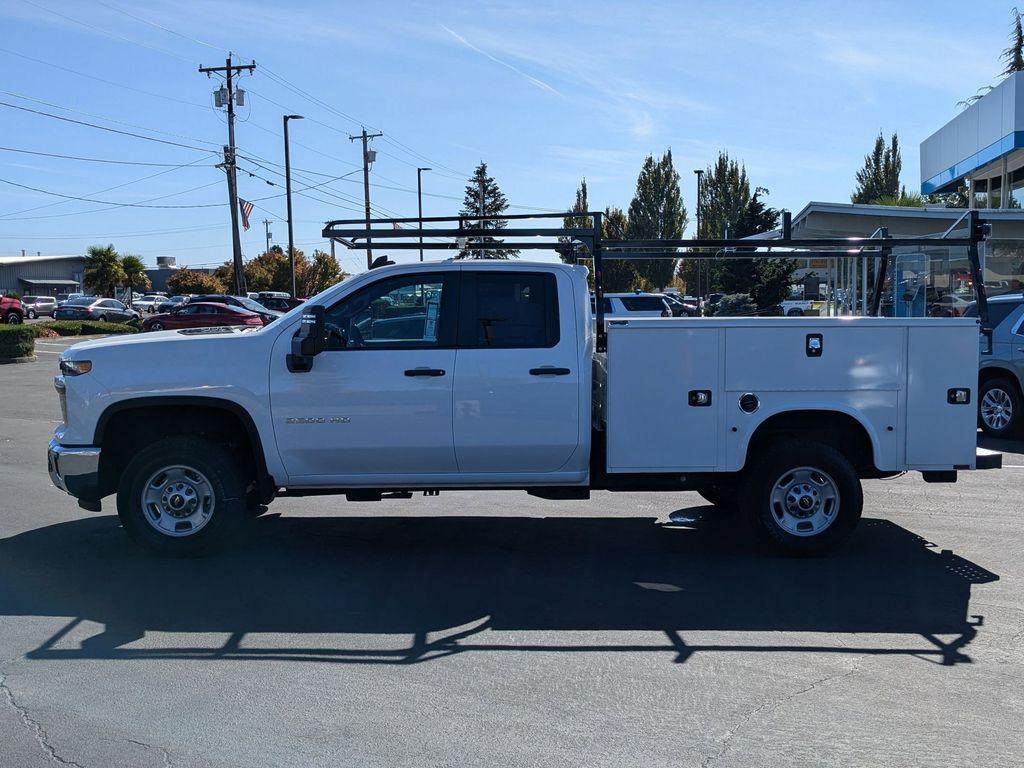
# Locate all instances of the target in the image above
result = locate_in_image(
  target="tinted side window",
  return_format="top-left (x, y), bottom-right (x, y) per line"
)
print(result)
top-left (460, 272), bottom-right (559, 348)
top-left (620, 296), bottom-right (667, 312)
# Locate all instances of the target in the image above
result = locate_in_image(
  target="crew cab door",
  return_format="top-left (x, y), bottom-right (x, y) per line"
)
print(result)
top-left (270, 271), bottom-right (459, 481)
top-left (452, 269), bottom-right (581, 473)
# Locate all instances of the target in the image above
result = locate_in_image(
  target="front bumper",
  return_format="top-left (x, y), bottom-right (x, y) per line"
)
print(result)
top-left (47, 438), bottom-right (101, 499)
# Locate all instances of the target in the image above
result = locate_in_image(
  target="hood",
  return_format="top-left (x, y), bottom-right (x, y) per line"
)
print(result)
top-left (62, 326), bottom-right (264, 359)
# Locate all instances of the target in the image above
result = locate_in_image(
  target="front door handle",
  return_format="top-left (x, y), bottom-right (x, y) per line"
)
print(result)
top-left (405, 368), bottom-right (446, 377)
top-left (529, 367), bottom-right (571, 376)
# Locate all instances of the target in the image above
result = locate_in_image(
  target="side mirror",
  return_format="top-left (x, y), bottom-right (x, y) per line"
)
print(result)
top-left (287, 305), bottom-right (326, 373)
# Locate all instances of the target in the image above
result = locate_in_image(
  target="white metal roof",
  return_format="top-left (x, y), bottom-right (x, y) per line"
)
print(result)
top-left (0, 254), bottom-right (84, 266)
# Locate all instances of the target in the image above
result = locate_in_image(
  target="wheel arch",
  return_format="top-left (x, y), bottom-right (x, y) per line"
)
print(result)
top-left (740, 407), bottom-right (881, 476)
top-left (94, 396), bottom-right (274, 500)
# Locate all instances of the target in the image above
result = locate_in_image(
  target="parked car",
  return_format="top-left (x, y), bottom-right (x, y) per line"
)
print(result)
top-left (660, 293), bottom-right (699, 317)
top-left (963, 294), bottom-right (1024, 436)
top-left (142, 302), bottom-right (265, 332)
top-left (54, 297), bottom-right (138, 323)
top-left (188, 294), bottom-right (284, 325)
top-left (55, 293), bottom-right (84, 306)
top-left (781, 299), bottom-right (814, 316)
top-left (21, 295), bottom-right (57, 319)
top-left (131, 293), bottom-right (167, 314)
top-left (590, 292), bottom-right (672, 318)
top-left (155, 295), bottom-right (190, 314)
top-left (258, 296), bottom-right (304, 312)
top-left (1, 295), bottom-right (24, 324)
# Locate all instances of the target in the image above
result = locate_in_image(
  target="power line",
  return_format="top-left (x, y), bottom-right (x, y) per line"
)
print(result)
top-left (0, 99), bottom-right (216, 152)
top-left (0, 46), bottom-right (208, 110)
top-left (0, 223), bottom-right (226, 239)
top-left (0, 178), bottom-right (224, 209)
top-left (0, 146), bottom-right (216, 167)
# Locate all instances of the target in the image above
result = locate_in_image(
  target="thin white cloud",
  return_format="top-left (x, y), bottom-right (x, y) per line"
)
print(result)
top-left (439, 24), bottom-right (562, 97)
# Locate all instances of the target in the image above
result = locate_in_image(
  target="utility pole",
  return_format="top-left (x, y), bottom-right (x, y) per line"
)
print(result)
top-left (349, 128), bottom-right (383, 270)
top-left (262, 219), bottom-right (273, 254)
top-left (284, 114), bottom-right (304, 298)
top-left (417, 167), bottom-right (431, 262)
top-left (199, 55), bottom-right (255, 296)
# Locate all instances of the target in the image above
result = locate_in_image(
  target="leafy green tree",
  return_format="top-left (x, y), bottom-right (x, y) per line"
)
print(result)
top-left (458, 162), bottom-right (518, 259)
top-left (300, 250), bottom-right (347, 296)
top-left (626, 149), bottom-right (688, 289)
top-left (852, 132), bottom-right (902, 203)
top-left (166, 269), bottom-right (225, 295)
top-left (83, 244), bottom-right (126, 297)
top-left (708, 293), bottom-right (757, 317)
top-left (119, 253), bottom-right (151, 304)
top-left (601, 206), bottom-right (643, 291)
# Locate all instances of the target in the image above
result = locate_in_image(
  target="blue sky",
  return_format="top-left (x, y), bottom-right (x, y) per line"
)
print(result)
top-left (0, 0), bottom-right (1013, 271)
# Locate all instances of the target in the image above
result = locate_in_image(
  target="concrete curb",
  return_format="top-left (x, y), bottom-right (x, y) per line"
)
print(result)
top-left (0, 354), bottom-right (37, 364)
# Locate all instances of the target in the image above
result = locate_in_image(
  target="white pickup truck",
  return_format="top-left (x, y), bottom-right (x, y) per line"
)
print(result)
top-left (47, 259), bottom-right (1000, 556)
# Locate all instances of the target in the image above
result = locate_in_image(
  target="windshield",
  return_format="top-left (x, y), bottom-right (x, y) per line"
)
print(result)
top-left (235, 296), bottom-right (270, 312)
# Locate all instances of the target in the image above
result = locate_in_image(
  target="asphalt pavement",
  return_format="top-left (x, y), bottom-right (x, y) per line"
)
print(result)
top-left (1, 341), bottom-right (1023, 767)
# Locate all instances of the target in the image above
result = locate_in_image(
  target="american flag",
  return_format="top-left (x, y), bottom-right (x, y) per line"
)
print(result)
top-left (239, 198), bottom-right (254, 231)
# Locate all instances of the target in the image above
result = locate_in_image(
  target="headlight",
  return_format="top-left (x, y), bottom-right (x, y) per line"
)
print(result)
top-left (59, 359), bottom-right (92, 376)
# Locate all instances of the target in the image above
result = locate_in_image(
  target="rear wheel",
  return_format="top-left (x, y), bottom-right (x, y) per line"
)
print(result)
top-left (787, 308), bottom-right (804, 317)
top-left (149, 321), bottom-right (164, 331)
top-left (739, 440), bottom-right (862, 555)
top-left (116, 436), bottom-right (248, 556)
top-left (979, 377), bottom-right (1021, 437)
top-left (26, 309), bottom-right (36, 319)
top-left (97, 314), bottom-right (108, 323)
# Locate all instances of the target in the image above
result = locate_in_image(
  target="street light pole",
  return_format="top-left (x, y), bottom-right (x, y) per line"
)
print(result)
top-left (283, 114), bottom-right (303, 298)
top-left (416, 167), bottom-right (431, 262)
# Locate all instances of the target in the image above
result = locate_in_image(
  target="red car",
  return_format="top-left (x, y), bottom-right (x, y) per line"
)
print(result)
top-left (142, 302), bottom-right (264, 332)
top-left (2, 295), bottom-right (24, 324)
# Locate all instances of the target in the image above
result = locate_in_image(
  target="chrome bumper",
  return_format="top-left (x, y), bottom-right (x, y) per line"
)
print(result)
top-left (47, 438), bottom-right (101, 497)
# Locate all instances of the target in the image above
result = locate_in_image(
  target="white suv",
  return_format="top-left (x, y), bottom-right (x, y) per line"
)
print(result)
top-left (591, 292), bottom-right (672, 318)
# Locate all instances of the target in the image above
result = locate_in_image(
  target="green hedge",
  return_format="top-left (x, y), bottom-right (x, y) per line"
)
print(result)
top-left (0, 325), bottom-right (37, 359)
top-left (37, 320), bottom-right (140, 336)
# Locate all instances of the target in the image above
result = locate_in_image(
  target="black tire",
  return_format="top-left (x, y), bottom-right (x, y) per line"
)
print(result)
top-left (97, 314), bottom-right (107, 323)
top-left (738, 440), bottom-right (862, 556)
top-left (4, 311), bottom-right (21, 324)
top-left (26, 309), bottom-right (36, 319)
top-left (116, 436), bottom-right (248, 556)
top-left (697, 484), bottom-right (738, 509)
top-left (787, 308), bottom-right (804, 317)
top-left (979, 377), bottom-right (1022, 437)
top-left (149, 321), bottom-right (164, 331)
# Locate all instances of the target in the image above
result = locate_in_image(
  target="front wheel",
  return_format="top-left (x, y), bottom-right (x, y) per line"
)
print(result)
top-left (979, 377), bottom-right (1021, 437)
top-left (4, 311), bottom-right (21, 324)
top-left (739, 440), bottom-right (862, 555)
top-left (117, 436), bottom-right (248, 556)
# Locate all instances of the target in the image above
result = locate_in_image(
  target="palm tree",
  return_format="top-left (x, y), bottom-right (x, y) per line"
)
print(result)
top-left (83, 244), bottom-right (126, 297)
top-left (120, 254), bottom-right (151, 305)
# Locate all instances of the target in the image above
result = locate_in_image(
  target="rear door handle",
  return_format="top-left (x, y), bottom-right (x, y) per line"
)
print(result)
top-left (404, 368), bottom-right (446, 377)
top-left (529, 367), bottom-right (571, 376)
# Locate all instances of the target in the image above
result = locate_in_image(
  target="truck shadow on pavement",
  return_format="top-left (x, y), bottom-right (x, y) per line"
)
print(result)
top-left (0, 510), bottom-right (998, 667)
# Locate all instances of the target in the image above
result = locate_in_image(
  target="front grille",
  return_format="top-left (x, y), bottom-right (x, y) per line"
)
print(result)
top-left (54, 377), bottom-right (67, 425)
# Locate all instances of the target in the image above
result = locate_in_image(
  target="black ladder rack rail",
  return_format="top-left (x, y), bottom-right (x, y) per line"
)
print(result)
top-left (322, 210), bottom-right (991, 354)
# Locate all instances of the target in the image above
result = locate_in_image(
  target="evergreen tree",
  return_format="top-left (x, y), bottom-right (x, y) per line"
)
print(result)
top-left (852, 132), bottom-right (902, 203)
top-left (626, 149), bottom-right (688, 289)
top-left (1004, 7), bottom-right (1024, 76)
top-left (558, 178), bottom-right (593, 263)
top-left (83, 244), bottom-right (126, 297)
top-left (457, 162), bottom-right (518, 259)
